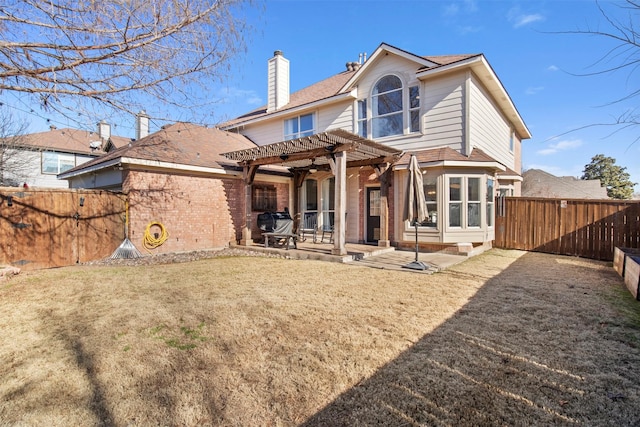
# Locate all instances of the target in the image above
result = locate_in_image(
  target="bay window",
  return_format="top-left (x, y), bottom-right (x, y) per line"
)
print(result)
top-left (487, 178), bottom-right (495, 227)
top-left (448, 176), bottom-right (492, 228)
top-left (421, 174), bottom-right (438, 227)
top-left (449, 177), bottom-right (462, 227)
top-left (467, 178), bottom-right (481, 227)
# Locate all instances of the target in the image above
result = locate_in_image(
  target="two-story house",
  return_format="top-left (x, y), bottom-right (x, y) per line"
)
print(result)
top-left (1, 120), bottom-right (131, 188)
top-left (221, 43), bottom-right (530, 255)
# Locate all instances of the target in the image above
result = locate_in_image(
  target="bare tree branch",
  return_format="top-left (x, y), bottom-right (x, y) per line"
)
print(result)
top-left (0, 0), bottom-right (255, 123)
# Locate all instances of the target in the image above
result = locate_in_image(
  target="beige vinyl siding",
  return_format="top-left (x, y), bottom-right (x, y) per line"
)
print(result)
top-left (420, 74), bottom-right (465, 152)
top-left (236, 119), bottom-right (287, 146)
top-left (384, 73), bottom-right (465, 153)
top-left (468, 75), bottom-right (514, 168)
top-left (321, 101), bottom-right (354, 132)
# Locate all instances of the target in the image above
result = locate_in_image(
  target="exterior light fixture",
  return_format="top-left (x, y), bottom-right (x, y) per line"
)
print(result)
top-left (309, 159), bottom-right (318, 174)
top-left (79, 197), bottom-right (85, 207)
top-left (6, 196), bottom-right (12, 207)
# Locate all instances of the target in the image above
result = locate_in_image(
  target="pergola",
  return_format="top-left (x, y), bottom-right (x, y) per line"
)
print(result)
top-left (222, 129), bottom-right (402, 255)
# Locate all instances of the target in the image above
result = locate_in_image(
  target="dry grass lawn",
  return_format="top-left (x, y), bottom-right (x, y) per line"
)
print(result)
top-left (1, 249), bottom-right (639, 426)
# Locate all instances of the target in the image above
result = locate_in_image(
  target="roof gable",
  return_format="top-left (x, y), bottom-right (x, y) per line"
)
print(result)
top-left (16, 127), bottom-right (130, 155)
top-left (338, 43), bottom-right (479, 93)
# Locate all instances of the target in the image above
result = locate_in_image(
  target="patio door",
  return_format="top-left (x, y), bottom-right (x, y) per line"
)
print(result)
top-left (366, 187), bottom-right (380, 244)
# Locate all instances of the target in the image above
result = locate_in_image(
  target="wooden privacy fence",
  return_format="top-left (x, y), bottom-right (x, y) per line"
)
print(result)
top-left (494, 197), bottom-right (640, 261)
top-left (0, 187), bottom-right (126, 270)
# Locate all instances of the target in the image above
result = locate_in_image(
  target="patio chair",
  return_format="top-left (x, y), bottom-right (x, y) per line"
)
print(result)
top-left (298, 212), bottom-right (318, 243)
top-left (319, 212), bottom-right (335, 243)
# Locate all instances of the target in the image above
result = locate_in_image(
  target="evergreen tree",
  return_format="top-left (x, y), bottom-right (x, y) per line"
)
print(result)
top-left (581, 154), bottom-right (636, 199)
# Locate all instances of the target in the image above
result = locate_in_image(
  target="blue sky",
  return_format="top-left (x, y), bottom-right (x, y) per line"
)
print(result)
top-left (11, 0), bottom-right (640, 191)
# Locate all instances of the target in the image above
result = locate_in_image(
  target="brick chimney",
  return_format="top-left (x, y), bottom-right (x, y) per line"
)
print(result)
top-left (267, 50), bottom-right (289, 113)
top-left (136, 110), bottom-right (149, 140)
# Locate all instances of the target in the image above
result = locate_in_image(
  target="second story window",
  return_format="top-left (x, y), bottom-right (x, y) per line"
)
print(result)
top-left (357, 99), bottom-right (367, 138)
top-left (372, 75), bottom-right (403, 138)
top-left (284, 113), bottom-right (315, 140)
top-left (409, 85), bottom-right (420, 133)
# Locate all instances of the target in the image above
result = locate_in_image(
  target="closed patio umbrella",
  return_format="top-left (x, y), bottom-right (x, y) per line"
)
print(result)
top-left (403, 154), bottom-right (429, 270)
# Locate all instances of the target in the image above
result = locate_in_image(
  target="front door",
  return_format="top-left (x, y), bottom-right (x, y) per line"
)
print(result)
top-left (366, 187), bottom-right (381, 244)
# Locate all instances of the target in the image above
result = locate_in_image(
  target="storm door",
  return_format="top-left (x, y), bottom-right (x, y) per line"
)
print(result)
top-left (366, 187), bottom-right (381, 243)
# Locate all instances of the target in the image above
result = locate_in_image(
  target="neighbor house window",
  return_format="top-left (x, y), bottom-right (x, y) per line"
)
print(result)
top-left (357, 99), bottom-right (367, 138)
top-left (409, 85), bottom-right (420, 133)
top-left (487, 178), bottom-right (495, 227)
top-left (252, 184), bottom-right (277, 212)
top-left (284, 113), bottom-right (315, 140)
top-left (372, 75), bottom-right (403, 138)
top-left (509, 131), bottom-right (515, 152)
top-left (421, 174), bottom-right (437, 227)
top-left (42, 151), bottom-right (75, 174)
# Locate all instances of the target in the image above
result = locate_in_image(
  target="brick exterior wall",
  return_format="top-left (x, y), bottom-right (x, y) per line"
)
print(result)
top-left (123, 170), bottom-right (244, 254)
top-left (122, 170), bottom-right (290, 254)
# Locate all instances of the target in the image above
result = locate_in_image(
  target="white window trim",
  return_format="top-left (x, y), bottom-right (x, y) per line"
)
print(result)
top-left (360, 74), bottom-right (423, 140)
top-left (42, 151), bottom-right (76, 175)
top-left (445, 175), bottom-right (491, 230)
top-left (284, 112), bottom-right (316, 141)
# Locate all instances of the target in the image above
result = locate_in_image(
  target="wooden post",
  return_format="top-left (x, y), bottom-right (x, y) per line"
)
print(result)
top-left (332, 151), bottom-right (347, 255)
top-left (240, 165), bottom-right (257, 246)
top-left (376, 165), bottom-right (391, 248)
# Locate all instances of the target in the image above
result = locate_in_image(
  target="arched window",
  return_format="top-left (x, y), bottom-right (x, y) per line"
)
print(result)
top-left (372, 75), bottom-right (403, 138)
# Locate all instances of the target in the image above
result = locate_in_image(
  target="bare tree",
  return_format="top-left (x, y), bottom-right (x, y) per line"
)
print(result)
top-left (559, 0), bottom-right (639, 139)
top-left (0, 0), bottom-right (254, 125)
top-left (0, 108), bottom-right (38, 187)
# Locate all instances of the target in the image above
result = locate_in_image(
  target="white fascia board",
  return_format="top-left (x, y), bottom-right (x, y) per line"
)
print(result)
top-left (58, 157), bottom-right (122, 179)
top-left (498, 174), bottom-right (523, 181)
top-left (394, 160), bottom-right (506, 171)
top-left (221, 92), bottom-right (355, 130)
top-left (338, 43), bottom-right (439, 93)
top-left (58, 156), bottom-right (241, 179)
top-left (416, 56), bottom-right (532, 140)
top-left (123, 157), bottom-right (237, 176)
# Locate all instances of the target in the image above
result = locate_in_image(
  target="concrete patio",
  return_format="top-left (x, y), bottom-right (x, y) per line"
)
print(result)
top-left (231, 239), bottom-right (470, 274)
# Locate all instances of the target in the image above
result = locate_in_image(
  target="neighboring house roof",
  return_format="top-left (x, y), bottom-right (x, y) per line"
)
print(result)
top-left (59, 122), bottom-right (261, 179)
top-left (16, 126), bottom-right (130, 155)
top-left (521, 169), bottom-right (608, 199)
top-left (221, 43), bottom-right (530, 141)
top-left (395, 147), bottom-right (506, 171)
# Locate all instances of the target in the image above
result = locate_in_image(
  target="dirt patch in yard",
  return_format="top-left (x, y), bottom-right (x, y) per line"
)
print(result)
top-left (1, 249), bottom-right (639, 426)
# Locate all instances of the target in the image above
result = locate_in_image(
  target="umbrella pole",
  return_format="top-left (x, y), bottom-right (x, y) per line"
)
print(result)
top-left (414, 220), bottom-right (419, 262)
top-left (403, 219), bottom-right (428, 271)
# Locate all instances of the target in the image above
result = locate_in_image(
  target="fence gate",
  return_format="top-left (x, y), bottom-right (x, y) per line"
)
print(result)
top-left (1, 188), bottom-right (126, 270)
top-left (494, 197), bottom-right (640, 261)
